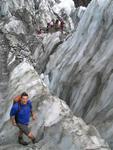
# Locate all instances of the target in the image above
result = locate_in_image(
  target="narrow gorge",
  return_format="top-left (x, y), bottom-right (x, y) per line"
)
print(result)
top-left (0, 0), bottom-right (113, 149)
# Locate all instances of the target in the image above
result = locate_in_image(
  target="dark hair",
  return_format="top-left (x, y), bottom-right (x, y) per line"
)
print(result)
top-left (21, 92), bottom-right (28, 98)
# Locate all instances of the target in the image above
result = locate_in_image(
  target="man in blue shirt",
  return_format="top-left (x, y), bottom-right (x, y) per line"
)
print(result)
top-left (10, 92), bottom-right (36, 145)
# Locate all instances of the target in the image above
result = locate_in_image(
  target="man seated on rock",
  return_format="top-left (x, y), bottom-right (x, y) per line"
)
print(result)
top-left (10, 92), bottom-right (36, 145)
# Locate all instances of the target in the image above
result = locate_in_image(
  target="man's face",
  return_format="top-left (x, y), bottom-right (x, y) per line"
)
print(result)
top-left (21, 96), bottom-right (28, 104)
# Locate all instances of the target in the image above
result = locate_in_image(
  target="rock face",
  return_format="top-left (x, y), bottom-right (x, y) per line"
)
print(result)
top-left (35, 0), bottom-right (75, 30)
top-left (0, 0), bottom-right (75, 101)
top-left (70, 6), bottom-right (86, 30)
top-left (0, 62), bottom-right (110, 150)
top-left (0, 31), bottom-right (9, 117)
top-left (44, 0), bottom-right (113, 147)
top-left (0, 0), bottom-right (75, 31)
top-left (73, 0), bottom-right (91, 7)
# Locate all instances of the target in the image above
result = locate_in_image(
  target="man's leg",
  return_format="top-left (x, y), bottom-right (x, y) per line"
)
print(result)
top-left (17, 123), bottom-right (36, 144)
top-left (18, 129), bottom-right (23, 137)
top-left (18, 129), bottom-right (23, 142)
top-left (17, 124), bottom-right (29, 145)
top-left (18, 129), bottom-right (29, 145)
top-left (28, 132), bottom-right (36, 143)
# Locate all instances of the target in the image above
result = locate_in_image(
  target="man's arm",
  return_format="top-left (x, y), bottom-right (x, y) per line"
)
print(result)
top-left (10, 116), bottom-right (17, 126)
top-left (10, 104), bottom-right (18, 126)
top-left (31, 110), bottom-right (36, 120)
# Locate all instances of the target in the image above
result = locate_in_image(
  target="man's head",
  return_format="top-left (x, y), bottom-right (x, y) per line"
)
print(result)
top-left (21, 92), bottom-right (28, 105)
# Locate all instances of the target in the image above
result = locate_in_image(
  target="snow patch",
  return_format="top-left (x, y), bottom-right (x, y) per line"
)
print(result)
top-left (52, 0), bottom-right (75, 15)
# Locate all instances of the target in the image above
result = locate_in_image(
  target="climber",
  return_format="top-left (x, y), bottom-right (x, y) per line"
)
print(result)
top-left (55, 19), bottom-right (60, 31)
top-left (10, 92), bottom-right (36, 145)
top-left (37, 28), bottom-right (42, 34)
top-left (50, 19), bottom-right (55, 28)
top-left (46, 22), bottom-right (51, 32)
top-left (60, 20), bottom-right (65, 33)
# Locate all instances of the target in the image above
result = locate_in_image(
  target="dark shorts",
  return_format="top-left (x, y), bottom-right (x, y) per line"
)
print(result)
top-left (17, 123), bottom-right (30, 135)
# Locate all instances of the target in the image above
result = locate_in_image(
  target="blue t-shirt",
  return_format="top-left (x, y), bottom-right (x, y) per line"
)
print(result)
top-left (10, 100), bottom-right (32, 125)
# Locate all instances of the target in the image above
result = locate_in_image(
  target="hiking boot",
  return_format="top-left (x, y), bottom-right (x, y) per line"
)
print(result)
top-left (18, 136), bottom-right (29, 146)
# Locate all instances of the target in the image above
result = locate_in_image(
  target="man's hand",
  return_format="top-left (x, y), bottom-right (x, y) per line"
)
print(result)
top-left (12, 121), bottom-right (17, 126)
top-left (10, 117), bottom-right (17, 126)
top-left (32, 113), bottom-right (36, 120)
